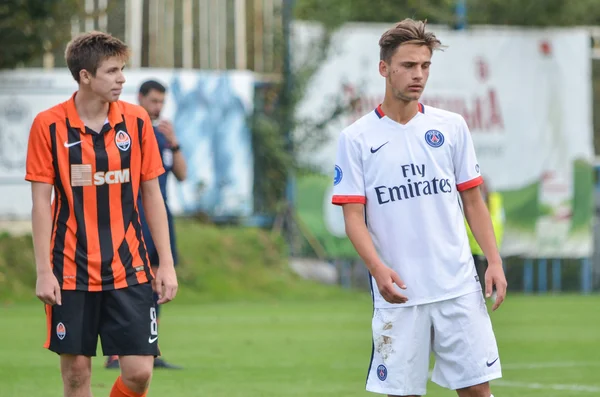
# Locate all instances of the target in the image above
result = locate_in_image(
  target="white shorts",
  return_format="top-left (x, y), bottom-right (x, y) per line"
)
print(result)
top-left (366, 291), bottom-right (502, 396)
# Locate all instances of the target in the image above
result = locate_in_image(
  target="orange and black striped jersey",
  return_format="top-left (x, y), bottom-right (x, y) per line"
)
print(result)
top-left (25, 92), bottom-right (165, 291)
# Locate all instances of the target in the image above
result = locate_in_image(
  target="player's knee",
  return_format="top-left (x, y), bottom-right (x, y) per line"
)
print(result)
top-left (122, 366), bottom-right (153, 390)
top-left (61, 357), bottom-right (91, 390)
top-left (457, 382), bottom-right (491, 397)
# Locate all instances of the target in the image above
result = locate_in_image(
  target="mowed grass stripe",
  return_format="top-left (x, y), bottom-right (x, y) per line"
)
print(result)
top-left (0, 294), bottom-right (598, 397)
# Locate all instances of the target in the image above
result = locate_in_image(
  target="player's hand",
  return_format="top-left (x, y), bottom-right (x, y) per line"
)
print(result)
top-left (36, 271), bottom-right (61, 306)
top-left (372, 265), bottom-right (408, 304)
top-left (485, 263), bottom-right (507, 311)
top-left (157, 120), bottom-right (177, 146)
top-left (154, 263), bottom-right (178, 304)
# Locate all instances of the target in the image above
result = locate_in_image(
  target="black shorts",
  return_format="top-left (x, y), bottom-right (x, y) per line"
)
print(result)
top-left (44, 283), bottom-right (160, 357)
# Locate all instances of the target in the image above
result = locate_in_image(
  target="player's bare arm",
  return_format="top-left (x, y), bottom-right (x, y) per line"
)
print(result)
top-left (342, 203), bottom-right (408, 304)
top-left (460, 186), bottom-right (507, 311)
top-left (31, 182), bottom-right (61, 306)
top-left (141, 177), bottom-right (178, 304)
top-left (158, 119), bottom-right (187, 181)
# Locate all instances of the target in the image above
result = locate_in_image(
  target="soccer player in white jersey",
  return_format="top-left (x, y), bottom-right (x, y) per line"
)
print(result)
top-left (332, 19), bottom-right (507, 397)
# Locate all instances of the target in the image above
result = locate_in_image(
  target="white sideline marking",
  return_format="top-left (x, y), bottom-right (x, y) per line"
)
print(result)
top-left (502, 361), bottom-right (600, 370)
top-left (494, 380), bottom-right (600, 393)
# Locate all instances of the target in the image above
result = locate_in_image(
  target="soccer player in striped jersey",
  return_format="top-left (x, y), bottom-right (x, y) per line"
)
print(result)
top-left (25, 31), bottom-right (178, 397)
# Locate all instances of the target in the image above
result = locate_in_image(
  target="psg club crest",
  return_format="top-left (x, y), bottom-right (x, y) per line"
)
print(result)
top-left (115, 130), bottom-right (131, 151)
top-left (425, 129), bottom-right (444, 148)
top-left (56, 322), bottom-right (66, 340)
top-left (334, 165), bottom-right (343, 186)
top-left (377, 364), bottom-right (387, 381)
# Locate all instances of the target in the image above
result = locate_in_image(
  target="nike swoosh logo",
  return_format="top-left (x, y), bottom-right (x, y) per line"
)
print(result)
top-left (486, 358), bottom-right (499, 367)
top-left (148, 336), bottom-right (158, 343)
top-left (64, 141), bottom-right (82, 148)
top-left (370, 141), bottom-right (389, 153)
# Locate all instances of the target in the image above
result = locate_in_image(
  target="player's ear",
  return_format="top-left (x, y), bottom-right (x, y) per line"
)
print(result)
top-left (379, 60), bottom-right (389, 78)
top-left (79, 69), bottom-right (92, 85)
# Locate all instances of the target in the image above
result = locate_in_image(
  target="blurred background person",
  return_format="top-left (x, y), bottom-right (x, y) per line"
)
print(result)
top-left (106, 79), bottom-right (187, 370)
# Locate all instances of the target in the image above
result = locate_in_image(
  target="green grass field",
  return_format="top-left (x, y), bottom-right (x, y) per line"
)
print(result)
top-left (1, 293), bottom-right (599, 397)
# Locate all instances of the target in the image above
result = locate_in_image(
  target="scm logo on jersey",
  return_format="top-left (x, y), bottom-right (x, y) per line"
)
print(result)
top-left (71, 165), bottom-right (131, 187)
top-left (94, 169), bottom-right (131, 186)
top-left (115, 130), bottom-right (131, 151)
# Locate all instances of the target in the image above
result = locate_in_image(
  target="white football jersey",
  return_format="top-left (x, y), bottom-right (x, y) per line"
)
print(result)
top-left (332, 104), bottom-right (483, 308)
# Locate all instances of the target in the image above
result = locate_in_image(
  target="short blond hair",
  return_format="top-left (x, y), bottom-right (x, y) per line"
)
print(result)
top-left (379, 19), bottom-right (443, 62)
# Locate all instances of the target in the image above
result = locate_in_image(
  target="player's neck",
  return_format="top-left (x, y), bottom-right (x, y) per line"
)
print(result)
top-left (380, 97), bottom-right (419, 125)
top-left (74, 89), bottom-right (110, 123)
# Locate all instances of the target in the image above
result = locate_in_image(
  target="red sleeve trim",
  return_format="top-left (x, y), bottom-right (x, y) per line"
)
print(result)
top-left (332, 195), bottom-right (367, 205)
top-left (457, 176), bottom-right (483, 192)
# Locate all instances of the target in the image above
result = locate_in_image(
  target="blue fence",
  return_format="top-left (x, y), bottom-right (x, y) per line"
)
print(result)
top-left (522, 258), bottom-right (593, 294)
top-left (337, 257), bottom-right (597, 294)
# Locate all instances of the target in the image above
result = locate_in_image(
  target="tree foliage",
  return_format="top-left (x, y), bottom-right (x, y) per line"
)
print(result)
top-left (295, 0), bottom-right (600, 28)
top-left (466, 0), bottom-right (600, 27)
top-left (0, 0), bottom-right (81, 69)
top-left (251, 9), bottom-right (345, 215)
top-left (295, 0), bottom-right (456, 29)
